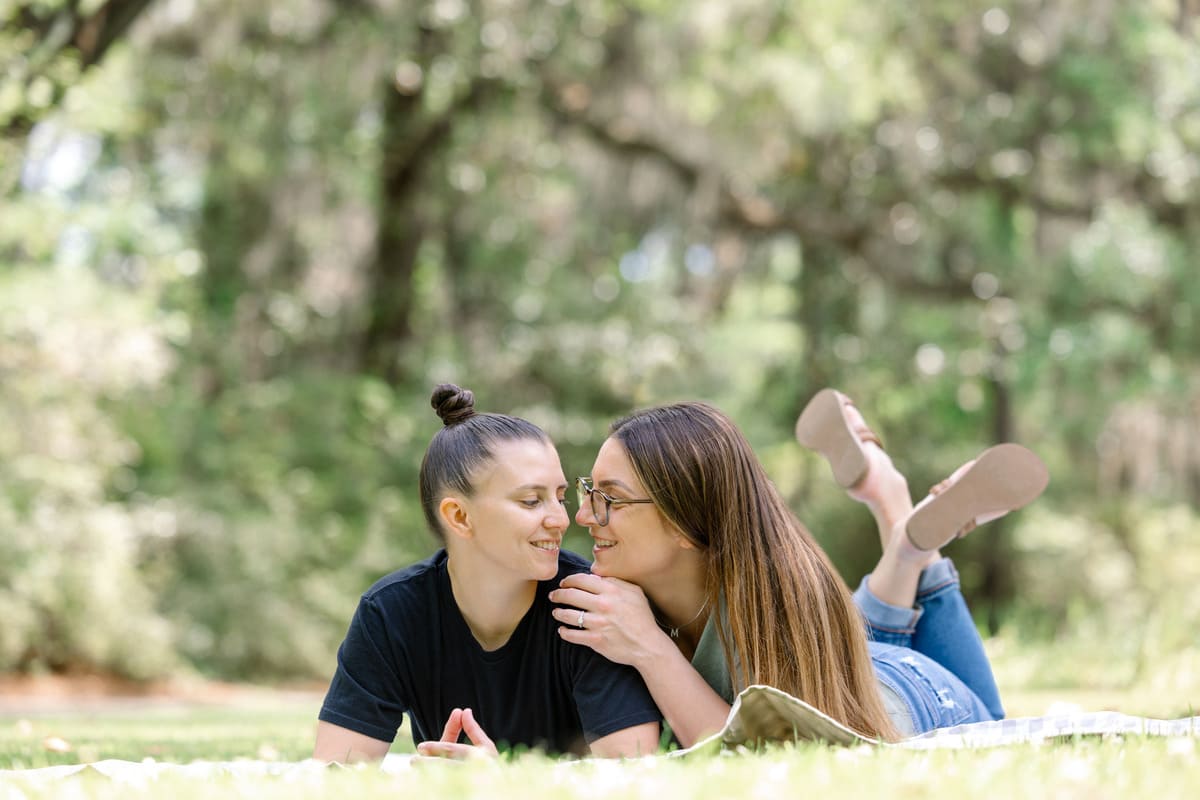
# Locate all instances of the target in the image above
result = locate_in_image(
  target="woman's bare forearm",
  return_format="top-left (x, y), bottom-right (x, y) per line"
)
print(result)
top-left (632, 640), bottom-right (731, 748)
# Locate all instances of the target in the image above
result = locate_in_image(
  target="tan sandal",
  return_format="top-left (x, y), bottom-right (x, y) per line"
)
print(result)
top-left (795, 388), bottom-right (883, 488)
top-left (905, 444), bottom-right (1049, 551)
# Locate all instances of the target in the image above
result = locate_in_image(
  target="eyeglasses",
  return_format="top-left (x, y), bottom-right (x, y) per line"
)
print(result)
top-left (576, 477), bottom-right (655, 527)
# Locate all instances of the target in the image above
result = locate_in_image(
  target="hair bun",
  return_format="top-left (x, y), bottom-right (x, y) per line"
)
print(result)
top-left (431, 383), bottom-right (477, 426)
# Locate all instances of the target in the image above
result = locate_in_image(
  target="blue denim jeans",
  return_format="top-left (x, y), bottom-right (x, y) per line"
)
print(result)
top-left (854, 558), bottom-right (1004, 734)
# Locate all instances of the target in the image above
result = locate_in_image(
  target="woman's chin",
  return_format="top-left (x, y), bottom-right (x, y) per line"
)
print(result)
top-left (588, 553), bottom-right (624, 579)
top-left (589, 551), bottom-right (610, 576)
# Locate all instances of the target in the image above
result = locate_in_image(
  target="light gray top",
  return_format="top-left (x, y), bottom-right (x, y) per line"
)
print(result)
top-left (690, 604), bottom-right (736, 703)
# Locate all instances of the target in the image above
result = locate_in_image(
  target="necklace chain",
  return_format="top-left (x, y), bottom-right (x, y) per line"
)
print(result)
top-left (653, 599), bottom-right (709, 639)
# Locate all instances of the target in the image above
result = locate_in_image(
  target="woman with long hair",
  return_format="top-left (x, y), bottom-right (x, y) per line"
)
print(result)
top-left (314, 384), bottom-right (660, 761)
top-left (550, 392), bottom-right (1046, 745)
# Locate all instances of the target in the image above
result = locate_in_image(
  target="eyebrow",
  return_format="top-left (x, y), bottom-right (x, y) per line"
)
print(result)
top-left (512, 483), bottom-right (568, 493)
top-left (596, 479), bottom-right (637, 493)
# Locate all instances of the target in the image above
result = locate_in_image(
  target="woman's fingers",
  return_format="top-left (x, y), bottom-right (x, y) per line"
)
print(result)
top-left (416, 708), bottom-right (497, 759)
top-left (556, 625), bottom-right (614, 657)
top-left (554, 572), bottom-right (664, 669)
top-left (556, 625), bottom-right (600, 644)
top-left (438, 707), bottom-right (464, 743)
top-left (557, 624), bottom-right (641, 667)
top-left (415, 741), bottom-right (490, 760)
top-left (551, 575), bottom-right (657, 634)
top-left (549, 586), bottom-right (607, 611)
top-left (553, 574), bottom-right (643, 605)
top-left (460, 708), bottom-right (498, 755)
top-left (551, 606), bottom-right (588, 627)
top-left (557, 571), bottom-right (605, 591)
top-left (559, 572), bottom-right (642, 594)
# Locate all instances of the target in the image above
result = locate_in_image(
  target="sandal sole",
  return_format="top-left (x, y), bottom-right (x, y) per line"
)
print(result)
top-left (906, 443), bottom-right (1049, 551)
top-left (795, 388), bottom-right (868, 488)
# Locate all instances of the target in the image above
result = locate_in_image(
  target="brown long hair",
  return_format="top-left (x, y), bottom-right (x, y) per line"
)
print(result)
top-left (611, 401), bottom-right (900, 741)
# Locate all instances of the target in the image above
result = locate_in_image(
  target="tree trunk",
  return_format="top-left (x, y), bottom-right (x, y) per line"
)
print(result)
top-left (361, 56), bottom-right (495, 383)
top-left (979, 346), bottom-right (1015, 633)
top-left (361, 74), bottom-right (426, 383)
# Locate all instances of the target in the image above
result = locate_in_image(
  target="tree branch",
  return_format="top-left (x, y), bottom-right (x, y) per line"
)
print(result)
top-left (2, 0), bottom-right (158, 139)
top-left (538, 76), bottom-right (871, 249)
top-left (73, 0), bottom-right (157, 68)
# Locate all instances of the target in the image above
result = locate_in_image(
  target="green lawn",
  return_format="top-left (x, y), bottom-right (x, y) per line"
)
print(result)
top-left (0, 704), bottom-right (329, 768)
top-left (3, 633), bottom-right (1199, 799)
top-left (1, 685), bottom-right (1186, 770)
top-left (0, 732), bottom-right (1197, 799)
top-left (2, 686), bottom-right (1199, 798)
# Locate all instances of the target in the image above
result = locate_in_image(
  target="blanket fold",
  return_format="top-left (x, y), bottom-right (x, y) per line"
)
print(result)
top-left (675, 684), bottom-right (1200, 754)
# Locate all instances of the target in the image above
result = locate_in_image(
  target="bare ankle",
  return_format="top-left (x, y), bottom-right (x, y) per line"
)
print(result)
top-left (886, 520), bottom-right (942, 568)
top-left (850, 449), bottom-right (912, 512)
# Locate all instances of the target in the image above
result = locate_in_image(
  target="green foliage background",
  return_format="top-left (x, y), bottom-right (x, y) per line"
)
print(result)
top-left (1, 0), bottom-right (1198, 685)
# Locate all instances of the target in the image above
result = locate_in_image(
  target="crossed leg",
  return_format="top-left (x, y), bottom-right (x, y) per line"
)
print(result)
top-left (796, 388), bottom-right (1047, 608)
top-left (797, 389), bottom-right (943, 607)
top-left (796, 388), bottom-right (1047, 721)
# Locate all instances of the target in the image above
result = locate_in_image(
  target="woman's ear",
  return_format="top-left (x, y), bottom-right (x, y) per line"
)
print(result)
top-left (667, 521), bottom-right (698, 550)
top-left (438, 496), bottom-right (473, 540)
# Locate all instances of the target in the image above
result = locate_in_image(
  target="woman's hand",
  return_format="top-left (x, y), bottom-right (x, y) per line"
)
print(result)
top-left (550, 573), bottom-right (672, 670)
top-left (554, 573), bottom-right (732, 749)
top-left (415, 708), bottom-right (498, 760)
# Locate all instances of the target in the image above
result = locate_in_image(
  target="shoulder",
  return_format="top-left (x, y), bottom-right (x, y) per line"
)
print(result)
top-left (359, 549), bottom-right (446, 611)
top-left (340, 551), bottom-right (447, 658)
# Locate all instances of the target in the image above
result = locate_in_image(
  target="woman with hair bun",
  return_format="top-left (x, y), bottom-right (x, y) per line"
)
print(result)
top-left (551, 392), bottom-right (1045, 745)
top-left (313, 384), bottom-right (660, 761)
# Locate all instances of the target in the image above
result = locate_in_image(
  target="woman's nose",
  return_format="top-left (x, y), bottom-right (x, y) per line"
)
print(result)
top-left (545, 500), bottom-right (570, 530)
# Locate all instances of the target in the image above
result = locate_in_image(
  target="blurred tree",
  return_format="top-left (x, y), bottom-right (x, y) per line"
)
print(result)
top-left (1, 0), bottom-right (1198, 678)
top-left (1, 0), bottom-right (158, 190)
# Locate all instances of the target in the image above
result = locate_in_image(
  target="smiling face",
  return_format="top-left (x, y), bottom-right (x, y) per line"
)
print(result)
top-left (449, 437), bottom-right (570, 582)
top-left (576, 437), bottom-right (694, 583)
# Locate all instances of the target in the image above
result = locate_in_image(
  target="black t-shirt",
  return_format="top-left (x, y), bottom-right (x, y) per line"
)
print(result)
top-left (318, 549), bottom-right (660, 754)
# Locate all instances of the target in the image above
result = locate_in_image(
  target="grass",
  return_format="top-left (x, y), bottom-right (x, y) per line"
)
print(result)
top-left (0, 705), bottom-right (328, 768)
top-left (0, 734), bottom-right (1198, 799)
top-left (0, 686), bottom-right (1189, 767)
top-left (2, 640), bottom-right (1199, 798)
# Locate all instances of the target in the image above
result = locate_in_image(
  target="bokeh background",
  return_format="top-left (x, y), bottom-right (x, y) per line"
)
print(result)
top-left (2, 0), bottom-right (1198, 700)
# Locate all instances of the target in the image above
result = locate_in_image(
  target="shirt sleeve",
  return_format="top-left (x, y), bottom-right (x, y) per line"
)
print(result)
top-left (569, 646), bottom-right (662, 744)
top-left (317, 595), bottom-right (409, 743)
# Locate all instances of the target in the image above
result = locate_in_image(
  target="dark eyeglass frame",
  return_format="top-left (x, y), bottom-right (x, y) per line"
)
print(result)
top-left (575, 477), bottom-right (654, 527)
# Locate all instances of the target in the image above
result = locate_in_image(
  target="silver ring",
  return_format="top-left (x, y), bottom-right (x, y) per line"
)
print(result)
top-left (577, 610), bottom-right (586, 628)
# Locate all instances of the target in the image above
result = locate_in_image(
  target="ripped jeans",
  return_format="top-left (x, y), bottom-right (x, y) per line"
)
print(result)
top-left (854, 558), bottom-right (1004, 734)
